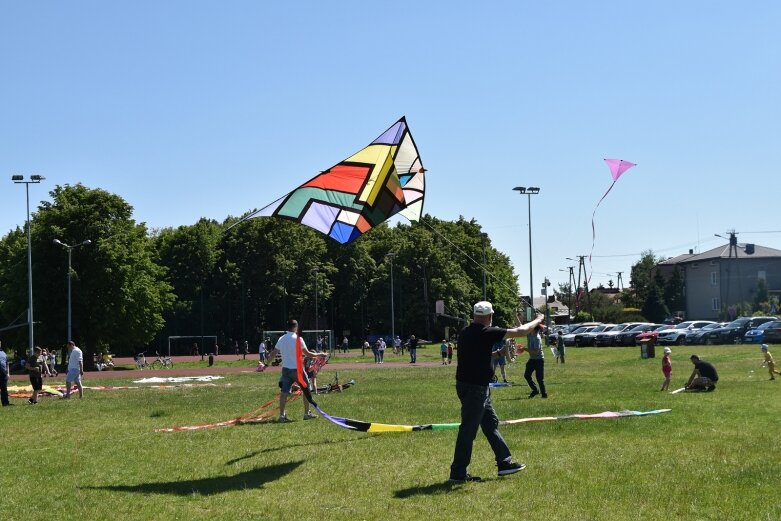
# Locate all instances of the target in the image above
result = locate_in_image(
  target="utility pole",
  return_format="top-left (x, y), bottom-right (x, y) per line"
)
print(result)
top-left (569, 255), bottom-right (592, 319)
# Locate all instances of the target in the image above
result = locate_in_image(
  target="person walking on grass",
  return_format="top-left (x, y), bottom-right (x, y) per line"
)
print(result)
top-left (64, 341), bottom-right (84, 399)
top-left (408, 334), bottom-right (419, 364)
top-left (760, 344), bottom-right (781, 380)
top-left (491, 340), bottom-right (510, 383)
top-left (27, 346), bottom-right (44, 404)
top-left (556, 329), bottom-right (565, 364)
top-left (0, 341), bottom-right (9, 407)
top-left (267, 319), bottom-right (327, 422)
top-left (660, 347), bottom-right (672, 391)
top-left (519, 324), bottom-right (547, 398)
top-left (449, 301), bottom-right (544, 483)
top-left (441, 340), bottom-right (449, 365)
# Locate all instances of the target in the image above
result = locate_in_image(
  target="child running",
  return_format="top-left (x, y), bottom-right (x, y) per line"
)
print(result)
top-left (660, 347), bottom-right (672, 391)
top-left (761, 344), bottom-right (781, 380)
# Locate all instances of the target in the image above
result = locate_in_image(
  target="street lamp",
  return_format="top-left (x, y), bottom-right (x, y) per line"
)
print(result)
top-left (513, 186), bottom-right (540, 319)
top-left (386, 253), bottom-right (397, 341)
top-left (312, 267), bottom-right (319, 334)
top-left (53, 239), bottom-right (92, 342)
top-left (480, 233), bottom-right (488, 301)
top-left (12, 174), bottom-right (45, 355)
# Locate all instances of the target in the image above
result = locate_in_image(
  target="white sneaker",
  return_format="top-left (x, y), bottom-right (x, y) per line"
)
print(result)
top-left (303, 412), bottom-right (317, 420)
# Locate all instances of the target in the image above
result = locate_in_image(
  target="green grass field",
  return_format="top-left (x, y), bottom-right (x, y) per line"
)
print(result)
top-left (3, 344), bottom-right (780, 521)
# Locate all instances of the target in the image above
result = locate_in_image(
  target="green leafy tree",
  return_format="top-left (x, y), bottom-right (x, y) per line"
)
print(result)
top-left (153, 218), bottom-right (222, 352)
top-left (753, 278), bottom-right (769, 312)
top-left (663, 266), bottom-right (685, 313)
top-left (0, 184), bottom-right (174, 364)
top-left (641, 270), bottom-right (669, 323)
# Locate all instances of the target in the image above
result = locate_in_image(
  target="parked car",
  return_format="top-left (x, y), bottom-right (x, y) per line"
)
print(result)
top-left (562, 326), bottom-right (598, 347)
top-left (761, 320), bottom-right (781, 343)
top-left (743, 320), bottom-right (780, 343)
top-left (636, 324), bottom-right (675, 344)
top-left (573, 324), bottom-right (615, 347)
top-left (657, 321), bottom-right (717, 345)
top-left (594, 323), bottom-right (645, 347)
top-left (703, 316), bottom-right (778, 345)
top-left (615, 323), bottom-right (657, 346)
top-left (684, 322), bottom-right (726, 345)
top-left (546, 324), bottom-right (573, 345)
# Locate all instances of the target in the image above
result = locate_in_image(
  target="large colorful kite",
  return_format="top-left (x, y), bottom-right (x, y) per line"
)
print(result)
top-left (233, 117), bottom-right (425, 244)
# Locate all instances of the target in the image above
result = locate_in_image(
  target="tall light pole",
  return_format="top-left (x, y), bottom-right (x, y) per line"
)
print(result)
top-left (313, 267), bottom-right (319, 334)
top-left (12, 174), bottom-right (45, 355)
top-left (480, 233), bottom-right (488, 301)
top-left (53, 239), bottom-right (92, 342)
top-left (386, 252), bottom-right (397, 341)
top-left (559, 266), bottom-right (576, 320)
top-left (513, 186), bottom-right (540, 319)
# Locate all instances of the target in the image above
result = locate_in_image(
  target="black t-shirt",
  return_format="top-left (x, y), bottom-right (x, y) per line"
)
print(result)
top-left (694, 360), bottom-right (719, 381)
top-left (455, 323), bottom-right (507, 385)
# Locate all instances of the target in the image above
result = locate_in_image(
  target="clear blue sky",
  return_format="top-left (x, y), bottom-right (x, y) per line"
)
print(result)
top-left (2, 1), bottom-right (779, 297)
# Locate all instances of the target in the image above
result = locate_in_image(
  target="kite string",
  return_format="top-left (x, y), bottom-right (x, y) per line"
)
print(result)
top-left (414, 218), bottom-right (528, 305)
top-left (588, 179), bottom-right (618, 288)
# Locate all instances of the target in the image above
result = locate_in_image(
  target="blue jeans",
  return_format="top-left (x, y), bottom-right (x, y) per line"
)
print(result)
top-left (450, 381), bottom-right (512, 479)
top-left (409, 348), bottom-right (417, 363)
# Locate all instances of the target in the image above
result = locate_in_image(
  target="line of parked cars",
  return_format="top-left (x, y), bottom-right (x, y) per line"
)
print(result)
top-left (549, 316), bottom-right (780, 347)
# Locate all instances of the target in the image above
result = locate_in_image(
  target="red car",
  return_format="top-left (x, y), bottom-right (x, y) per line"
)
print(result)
top-left (635, 324), bottom-right (674, 345)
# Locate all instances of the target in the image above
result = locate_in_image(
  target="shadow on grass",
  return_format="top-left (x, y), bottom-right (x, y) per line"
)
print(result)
top-left (226, 436), bottom-right (370, 465)
top-left (82, 461), bottom-right (303, 496)
top-left (394, 480), bottom-right (476, 498)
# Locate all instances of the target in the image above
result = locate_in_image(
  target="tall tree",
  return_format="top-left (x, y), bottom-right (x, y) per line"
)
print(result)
top-left (663, 266), bottom-right (686, 313)
top-left (153, 218), bottom-right (222, 352)
top-left (0, 184), bottom-right (174, 363)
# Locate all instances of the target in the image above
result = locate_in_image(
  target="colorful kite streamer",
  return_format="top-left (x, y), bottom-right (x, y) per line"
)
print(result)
top-left (232, 117), bottom-right (425, 244)
top-left (304, 406), bottom-right (671, 433)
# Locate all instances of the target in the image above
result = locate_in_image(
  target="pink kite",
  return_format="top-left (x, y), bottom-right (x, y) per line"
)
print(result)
top-left (589, 159), bottom-right (637, 282)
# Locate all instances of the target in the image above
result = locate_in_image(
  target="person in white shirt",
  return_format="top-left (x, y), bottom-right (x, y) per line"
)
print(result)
top-left (267, 320), bottom-right (327, 422)
top-left (64, 341), bottom-right (84, 399)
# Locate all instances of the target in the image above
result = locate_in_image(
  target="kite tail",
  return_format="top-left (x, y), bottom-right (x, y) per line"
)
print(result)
top-left (588, 179), bottom-right (618, 287)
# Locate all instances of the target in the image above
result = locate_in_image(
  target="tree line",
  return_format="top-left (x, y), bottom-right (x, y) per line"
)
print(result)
top-left (0, 184), bottom-right (521, 365)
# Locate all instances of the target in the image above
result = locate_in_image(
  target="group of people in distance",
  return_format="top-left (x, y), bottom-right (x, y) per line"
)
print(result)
top-left (0, 340), bottom-right (84, 406)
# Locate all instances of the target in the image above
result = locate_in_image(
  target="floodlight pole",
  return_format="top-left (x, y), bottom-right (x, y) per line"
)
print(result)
top-left (12, 175), bottom-right (45, 355)
top-left (387, 253), bottom-right (397, 341)
top-left (313, 268), bottom-right (319, 334)
top-left (513, 186), bottom-right (540, 319)
top-left (481, 233), bottom-right (488, 301)
top-left (53, 238), bottom-right (92, 342)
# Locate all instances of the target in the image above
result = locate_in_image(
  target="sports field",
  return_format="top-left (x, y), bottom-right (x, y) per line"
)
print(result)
top-left (2, 345), bottom-right (779, 521)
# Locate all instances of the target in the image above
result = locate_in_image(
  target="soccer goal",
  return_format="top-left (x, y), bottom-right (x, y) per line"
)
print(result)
top-left (261, 330), bottom-right (334, 354)
top-left (167, 335), bottom-right (218, 357)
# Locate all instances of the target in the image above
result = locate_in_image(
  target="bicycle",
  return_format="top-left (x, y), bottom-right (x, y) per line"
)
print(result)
top-left (151, 352), bottom-right (174, 370)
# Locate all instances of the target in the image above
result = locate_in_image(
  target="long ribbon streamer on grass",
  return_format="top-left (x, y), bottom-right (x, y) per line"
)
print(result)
top-left (303, 407), bottom-right (671, 433)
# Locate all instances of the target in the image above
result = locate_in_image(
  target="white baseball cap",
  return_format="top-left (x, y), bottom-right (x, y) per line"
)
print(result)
top-left (761, 344), bottom-right (769, 351)
top-left (473, 301), bottom-right (494, 316)
top-left (663, 347), bottom-right (671, 354)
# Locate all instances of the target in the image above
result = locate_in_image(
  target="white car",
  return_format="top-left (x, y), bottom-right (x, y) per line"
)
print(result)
top-left (657, 320), bottom-right (717, 345)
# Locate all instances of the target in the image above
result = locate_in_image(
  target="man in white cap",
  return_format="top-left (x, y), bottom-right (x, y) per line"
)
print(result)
top-left (448, 301), bottom-right (544, 483)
